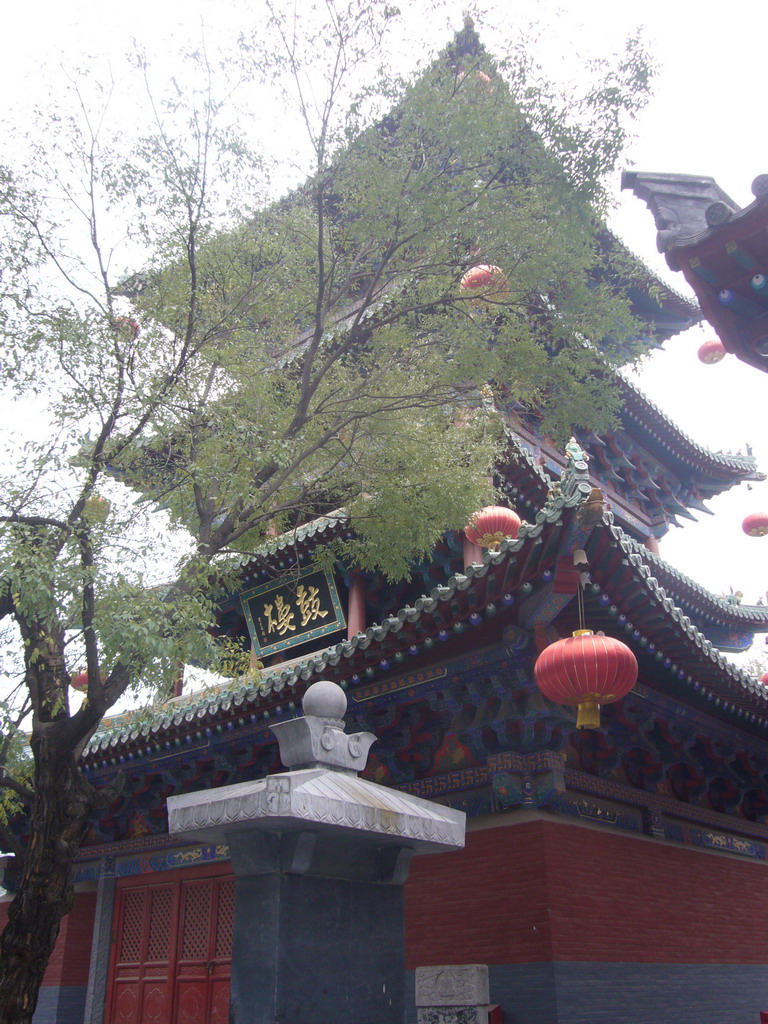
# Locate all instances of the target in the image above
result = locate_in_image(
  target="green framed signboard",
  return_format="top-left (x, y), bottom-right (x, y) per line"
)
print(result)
top-left (240, 566), bottom-right (346, 658)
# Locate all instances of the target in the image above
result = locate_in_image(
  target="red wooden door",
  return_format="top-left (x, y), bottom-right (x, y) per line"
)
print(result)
top-left (106, 864), bottom-right (234, 1024)
top-left (174, 874), bottom-right (234, 1024)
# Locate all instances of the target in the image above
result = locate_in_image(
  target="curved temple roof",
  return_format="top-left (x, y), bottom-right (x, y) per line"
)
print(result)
top-left (82, 454), bottom-right (768, 764)
top-left (620, 533), bottom-right (768, 652)
top-left (623, 171), bottom-right (768, 373)
top-left (618, 374), bottom-right (762, 481)
top-left (506, 383), bottom-right (763, 543)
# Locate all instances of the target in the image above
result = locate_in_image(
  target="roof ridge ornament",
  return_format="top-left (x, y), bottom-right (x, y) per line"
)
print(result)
top-left (558, 437), bottom-right (593, 505)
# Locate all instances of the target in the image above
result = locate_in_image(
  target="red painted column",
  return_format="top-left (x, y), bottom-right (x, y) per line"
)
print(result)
top-left (463, 534), bottom-right (483, 569)
top-left (644, 535), bottom-right (660, 555)
top-left (347, 574), bottom-right (366, 639)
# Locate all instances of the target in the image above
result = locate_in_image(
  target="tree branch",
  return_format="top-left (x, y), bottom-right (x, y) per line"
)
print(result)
top-left (0, 772), bottom-right (34, 805)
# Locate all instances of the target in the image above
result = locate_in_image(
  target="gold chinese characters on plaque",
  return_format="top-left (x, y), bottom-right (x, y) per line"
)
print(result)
top-left (241, 567), bottom-right (346, 658)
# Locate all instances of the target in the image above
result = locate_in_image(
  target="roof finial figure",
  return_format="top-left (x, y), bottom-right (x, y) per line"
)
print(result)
top-left (565, 437), bottom-right (589, 464)
top-left (449, 12), bottom-right (484, 63)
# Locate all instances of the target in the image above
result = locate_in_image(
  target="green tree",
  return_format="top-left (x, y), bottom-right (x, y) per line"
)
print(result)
top-left (0, 701), bottom-right (32, 847)
top-left (0, 4), bottom-right (652, 1019)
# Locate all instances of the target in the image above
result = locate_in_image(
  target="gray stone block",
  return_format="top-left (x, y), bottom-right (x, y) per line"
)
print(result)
top-left (230, 872), bottom-right (404, 1024)
top-left (416, 965), bottom-right (489, 1007)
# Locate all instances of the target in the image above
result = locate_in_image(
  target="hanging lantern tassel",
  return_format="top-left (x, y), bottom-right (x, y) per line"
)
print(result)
top-left (533, 629), bottom-right (638, 729)
top-left (574, 694), bottom-right (602, 730)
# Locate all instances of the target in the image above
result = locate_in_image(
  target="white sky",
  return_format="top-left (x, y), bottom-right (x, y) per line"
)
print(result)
top-left (1, 0), bottom-right (766, 670)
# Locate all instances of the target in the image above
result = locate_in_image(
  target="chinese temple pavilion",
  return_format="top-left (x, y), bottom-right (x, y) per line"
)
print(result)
top-left (5, 401), bottom-right (767, 1024)
top-left (4, 27), bottom-right (768, 1024)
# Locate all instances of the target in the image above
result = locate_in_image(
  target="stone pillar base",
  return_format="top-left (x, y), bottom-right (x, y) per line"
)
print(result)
top-left (415, 964), bottom-right (491, 1024)
top-left (418, 1008), bottom-right (489, 1024)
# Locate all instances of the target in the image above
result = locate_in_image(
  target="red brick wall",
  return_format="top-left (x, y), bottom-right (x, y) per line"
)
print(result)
top-left (39, 891), bottom-right (97, 988)
top-left (405, 818), bottom-right (768, 968)
top-left (543, 821), bottom-right (768, 964)
top-left (406, 820), bottom-right (554, 967)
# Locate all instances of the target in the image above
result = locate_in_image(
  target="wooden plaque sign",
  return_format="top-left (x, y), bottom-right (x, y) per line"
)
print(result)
top-left (240, 567), bottom-right (346, 658)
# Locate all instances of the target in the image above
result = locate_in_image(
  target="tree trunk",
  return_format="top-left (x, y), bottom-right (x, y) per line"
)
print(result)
top-left (0, 746), bottom-right (93, 1024)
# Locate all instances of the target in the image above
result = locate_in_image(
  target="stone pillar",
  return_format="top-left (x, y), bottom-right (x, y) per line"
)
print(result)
top-left (226, 831), bottom-right (408, 1024)
top-left (83, 857), bottom-right (116, 1024)
top-left (416, 965), bottom-right (491, 1024)
top-left (168, 680), bottom-right (465, 1024)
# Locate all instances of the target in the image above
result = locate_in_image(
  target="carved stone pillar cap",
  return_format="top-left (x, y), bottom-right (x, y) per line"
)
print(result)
top-left (168, 682), bottom-right (466, 857)
top-left (168, 768), bottom-right (466, 854)
top-left (271, 679), bottom-right (374, 773)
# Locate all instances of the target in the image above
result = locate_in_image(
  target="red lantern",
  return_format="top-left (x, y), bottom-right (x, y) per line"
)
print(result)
top-left (457, 69), bottom-right (494, 92)
top-left (760, 672), bottom-right (768, 686)
top-left (534, 629), bottom-right (638, 729)
top-left (697, 339), bottom-right (726, 364)
top-left (460, 265), bottom-right (509, 304)
top-left (84, 495), bottom-right (111, 525)
top-left (743, 513), bottom-right (768, 538)
top-left (71, 668), bottom-right (106, 691)
top-left (71, 670), bottom-right (89, 692)
top-left (465, 505), bottom-right (521, 549)
top-left (114, 316), bottom-right (140, 339)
